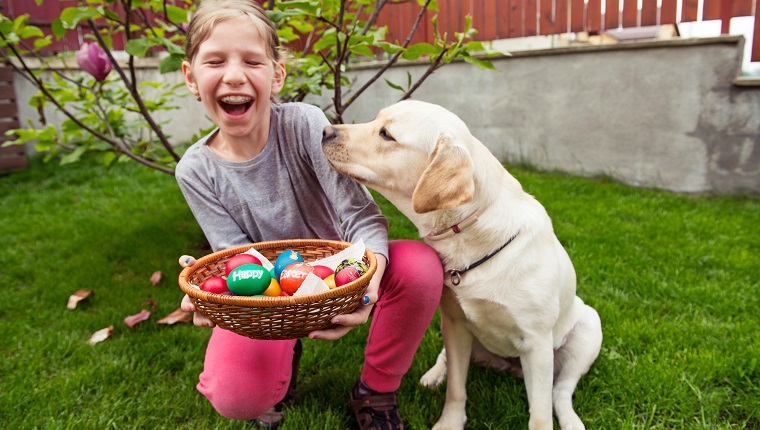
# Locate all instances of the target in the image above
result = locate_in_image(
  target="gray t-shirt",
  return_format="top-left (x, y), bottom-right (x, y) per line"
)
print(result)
top-left (175, 102), bottom-right (389, 258)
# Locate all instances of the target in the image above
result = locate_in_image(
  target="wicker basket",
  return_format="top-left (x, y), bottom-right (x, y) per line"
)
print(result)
top-left (178, 239), bottom-right (376, 340)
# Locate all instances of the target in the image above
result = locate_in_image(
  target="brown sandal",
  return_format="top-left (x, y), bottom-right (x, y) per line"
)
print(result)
top-left (349, 380), bottom-right (405, 430)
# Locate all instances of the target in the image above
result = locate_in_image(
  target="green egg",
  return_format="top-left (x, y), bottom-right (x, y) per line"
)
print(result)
top-left (227, 264), bottom-right (272, 296)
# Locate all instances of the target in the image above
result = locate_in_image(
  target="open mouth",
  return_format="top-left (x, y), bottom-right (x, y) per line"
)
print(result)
top-left (219, 95), bottom-right (253, 116)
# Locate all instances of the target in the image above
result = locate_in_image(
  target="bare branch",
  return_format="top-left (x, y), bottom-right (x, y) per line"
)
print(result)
top-left (87, 20), bottom-right (181, 162)
top-left (342, 0), bottom-right (432, 112)
top-left (400, 47), bottom-right (447, 101)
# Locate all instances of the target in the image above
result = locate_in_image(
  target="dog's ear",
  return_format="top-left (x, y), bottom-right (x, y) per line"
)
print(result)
top-left (412, 133), bottom-right (475, 214)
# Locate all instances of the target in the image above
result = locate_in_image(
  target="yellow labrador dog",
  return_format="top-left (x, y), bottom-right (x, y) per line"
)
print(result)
top-left (322, 100), bottom-right (602, 430)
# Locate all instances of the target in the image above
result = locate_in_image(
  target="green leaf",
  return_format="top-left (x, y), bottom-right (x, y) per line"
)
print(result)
top-left (101, 151), bottom-right (118, 166)
top-left (463, 55), bottom-right (497, 71)
top-left (51, 19), bottom-right (66, 39)
top-left (159, 55), bottom-right (184, 74)
top-left (60, 145), bottom-right (88, 165)
top-left (375, 41), bottom-right (403, 55)
top-left (59, 7), bottom-right (100, 29)
top-left (164, 5), bottom-right (188, 23)
top-left (384, 79), bottom-right (404, 92)
top-left (313, 31), bottom-right (337, 52)
top-left (349, 43), bottom-right (375, 58)
top-left (12, 14), bottom-right (29, 31)
top-left (33, 37), bottom-right (52, 51)
top-left (465, 41), bottom-right (485, 52)
top-left (125, 37), bottom-right (153, 57)
top-left (288, 19), bottom-right (313, 34)
top-left (402, 43), bottom-right (437, 61)
top-left (0, 20), bottom-right (14, 38)
top-left (278, 26), bottom-right (301, 43)
top-left (418, 0), bottom-right (439, 11)
top-left (276, 1), bottom-right (320, 14)
top-left (17, 26), bottom-right (44, 39)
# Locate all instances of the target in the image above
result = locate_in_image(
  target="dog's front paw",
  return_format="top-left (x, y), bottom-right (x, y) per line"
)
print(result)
top-left (431, 414), bottom-right (466, 430)
top-left (420, 366), bottom-right (446, 388)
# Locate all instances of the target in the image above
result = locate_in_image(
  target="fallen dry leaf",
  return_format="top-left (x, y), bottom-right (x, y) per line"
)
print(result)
top-left (87, 325), bottom-right (114, 345)
top-left (150, 270), bottom-right (162, 286)
top-left (67, 289), bottom-right (93, 310)
top-left (143, 298), bottom-right (158, 310)
top-left (157, 308), bottom-right (193, 325)
top-left (124, 309), bottom-right (152, 329)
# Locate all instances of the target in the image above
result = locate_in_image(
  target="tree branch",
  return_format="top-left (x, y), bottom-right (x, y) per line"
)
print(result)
top-left (1, 35), bottom-right (174, 174)
top-left (87, 19), bottom-right (181, 162)
top-left (341, 0), bottom-right (432, 112)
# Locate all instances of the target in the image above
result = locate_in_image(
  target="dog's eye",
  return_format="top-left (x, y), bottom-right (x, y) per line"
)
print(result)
top-left (379, 128), bottom-right (395, 141)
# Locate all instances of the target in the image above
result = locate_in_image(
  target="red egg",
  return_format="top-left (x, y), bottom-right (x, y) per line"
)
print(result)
top-left (279, 262), bottom-right (315, 295)
top-left (311, 265), bottom-right (334, 280)
top-left (225, 253), bottom-right (262, 277)
top-left (334, 267), bottom-right (361, 287)
top-left (201, 276), bottom-right (229, 294)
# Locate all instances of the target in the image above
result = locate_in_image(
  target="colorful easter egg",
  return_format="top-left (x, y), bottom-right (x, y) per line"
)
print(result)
top-left (225, 253), bottom-right (262, 277)
top-left (201, 276), bottom-right (229, 294)
top-left (227, 264), bottom-right (271, 296)
top-left (323, 274), bottom-right (336, 289)
top-left (280, 262), bottom-right (315, 295)
top-left (274, 250), bottom-right (304, 280)
top-left (334, 267), bottom-right (361, 287)
top-left (335, 258), bottom-right (367, 276)
top-left (311, 265), bottom-right (334, 280)
top-left (262, 277), bottom-right (282, 297)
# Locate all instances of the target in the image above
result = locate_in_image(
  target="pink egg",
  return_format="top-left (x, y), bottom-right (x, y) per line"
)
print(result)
top-left (334, 267), bottom-right (361, 287)
top-left (225, 253), bottom-right (263, 277)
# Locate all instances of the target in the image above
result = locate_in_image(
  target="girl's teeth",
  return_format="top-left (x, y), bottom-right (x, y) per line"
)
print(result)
top-left (220, 95), bottom-right (251, 104)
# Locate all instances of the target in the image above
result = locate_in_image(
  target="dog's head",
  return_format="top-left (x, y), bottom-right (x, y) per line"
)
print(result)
top-left (322, 100), bottom-right (475, 214)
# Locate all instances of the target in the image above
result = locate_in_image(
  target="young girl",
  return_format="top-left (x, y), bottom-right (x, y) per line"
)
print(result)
top-left (176, 1), bottom-right (443, 429)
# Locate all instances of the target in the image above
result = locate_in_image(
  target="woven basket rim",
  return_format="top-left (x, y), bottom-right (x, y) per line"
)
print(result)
top-left (178, 239), bottom-right (377, 307)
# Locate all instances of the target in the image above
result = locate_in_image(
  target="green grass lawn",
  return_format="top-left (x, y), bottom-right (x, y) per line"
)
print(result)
top-left (1, 158), bottom-right (758, 429)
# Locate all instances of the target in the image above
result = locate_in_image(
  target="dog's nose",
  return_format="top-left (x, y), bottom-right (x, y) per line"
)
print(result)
top-left (322, 125), bottom-right (337, 143)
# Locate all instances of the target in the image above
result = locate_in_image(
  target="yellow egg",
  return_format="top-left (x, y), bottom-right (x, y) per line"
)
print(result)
top-left (324, 274), bottom-right (336, 289)
top-left (262, 278), bottom-right (282, 297)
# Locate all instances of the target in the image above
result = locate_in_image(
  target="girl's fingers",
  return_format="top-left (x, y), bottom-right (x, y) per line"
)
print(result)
top-left (178, 255), bottom-right (196, 267)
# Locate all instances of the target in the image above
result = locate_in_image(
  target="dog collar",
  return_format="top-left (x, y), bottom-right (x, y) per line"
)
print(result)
top-left (425, 213), bottom-right (479, 241)
top-left (445, 232), bottom-right (519, 286)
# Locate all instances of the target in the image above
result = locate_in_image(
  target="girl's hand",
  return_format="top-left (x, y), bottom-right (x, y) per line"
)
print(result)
top-left (308, 254), bottom-right (387, 341)
top-left (178, 255), bottom-right (216, 328)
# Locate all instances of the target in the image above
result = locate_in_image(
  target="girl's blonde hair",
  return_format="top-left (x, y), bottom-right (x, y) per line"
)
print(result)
top-left (184, 0), bottom-right (283, 64)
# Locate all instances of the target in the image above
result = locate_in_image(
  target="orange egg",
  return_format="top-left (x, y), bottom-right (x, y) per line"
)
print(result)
top-left (279, 262), bottom-right (315, 295)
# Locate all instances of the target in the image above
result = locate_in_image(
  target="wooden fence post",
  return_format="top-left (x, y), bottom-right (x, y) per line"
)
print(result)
top-left (0, 66), bottom-right (27, 174)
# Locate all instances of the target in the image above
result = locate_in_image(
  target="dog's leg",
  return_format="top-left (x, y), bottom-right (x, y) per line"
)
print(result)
top-left (552, 300), bottom-right (603, 430)
top-left (521, 336), bottom-right (556, 430)
top-left (431, 288), bottom-right (472, 430)
top-left (420, 347), bottom-right (447, 388)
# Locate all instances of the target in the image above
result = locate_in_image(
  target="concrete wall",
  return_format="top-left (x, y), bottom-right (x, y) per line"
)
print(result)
top-left (13, 35), bottom-right (759, 194)
top-left (309, 35), bottom-right (760, 195)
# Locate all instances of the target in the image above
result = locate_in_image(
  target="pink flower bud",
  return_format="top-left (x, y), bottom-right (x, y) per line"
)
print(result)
top-left (76, 42), bottom-right (112, 81)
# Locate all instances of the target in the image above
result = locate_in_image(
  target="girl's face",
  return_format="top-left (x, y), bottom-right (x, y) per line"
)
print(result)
top-left (182, 18), bottom-right (285, 143)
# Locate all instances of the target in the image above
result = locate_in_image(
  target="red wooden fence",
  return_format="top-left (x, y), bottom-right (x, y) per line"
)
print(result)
top-left (1, 0), bottom-right (757, 60)
top-left (375, 0), bottom-right (758, 61)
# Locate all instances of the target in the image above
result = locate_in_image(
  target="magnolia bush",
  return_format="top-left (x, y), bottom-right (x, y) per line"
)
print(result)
top-left (0, 0), bottom-right (503, 175)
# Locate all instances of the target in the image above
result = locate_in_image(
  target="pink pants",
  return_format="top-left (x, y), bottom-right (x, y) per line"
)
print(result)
top-left (196, 239), bottom-right (443, 420)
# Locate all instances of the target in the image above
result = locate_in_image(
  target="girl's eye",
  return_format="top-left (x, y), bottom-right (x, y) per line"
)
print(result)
top-left (379, 128), bottom-right (395, 141)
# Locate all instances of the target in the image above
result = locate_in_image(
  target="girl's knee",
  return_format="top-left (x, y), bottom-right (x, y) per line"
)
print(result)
top-left (386, 240), bottom-right (443, 298)
top-left (199, 380), bottom-right (274, 420)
